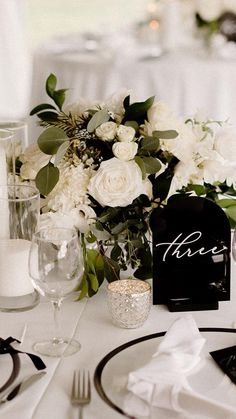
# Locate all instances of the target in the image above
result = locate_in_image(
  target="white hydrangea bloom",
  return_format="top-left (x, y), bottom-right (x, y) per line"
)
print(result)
top-left (47, 162), bottom-right (94, 212)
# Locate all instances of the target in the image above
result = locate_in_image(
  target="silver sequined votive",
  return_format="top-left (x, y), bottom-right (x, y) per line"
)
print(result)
top-left (107, 279), bottom-right (151, 328)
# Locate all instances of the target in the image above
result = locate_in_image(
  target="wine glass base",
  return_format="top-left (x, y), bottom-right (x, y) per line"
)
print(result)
top-left (33, 338), bottom-right (81, 357)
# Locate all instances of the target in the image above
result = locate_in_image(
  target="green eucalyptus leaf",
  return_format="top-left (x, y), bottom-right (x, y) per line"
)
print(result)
top-left (88, 273), bottom-right (99, 292)
top-left (54, 140), bottom-right (70, 167)
top-left (111, 222), bottom-right (127, 235)
top-left (87, 109), bottom-right (110, 133)
top-left (134, 156), bottom-right (146, 179)
top-left (140, 136), bottom-right (160, 152)
top-left (124, 120), bottom-right (139, 132)
top-left (153, 129), bottom-right (178, 139)
top-left (103, 256), bottom-right (120, 282)
top-left (76, 273), bottom-right (89, 300)
top-left (37, 111), bottom-right (58, 123)
top-left (142, 156), bottom-right (162, 174)
top-left (30, 103), bottom-right (57, 116)
top-left (217, 199), bottom-right (236, 208)
top-left (35, 162), bottom-right (59, 196)
top-left (123, 96), bottom-right (155, 122)
top-left (38, 127), bottom-right (69, 155)
top-left (225, 205), bottom-right (236, 222)
top-left (85, 231), bottom-right (97, 243)
top-left (95, 254), bottom-right (105, 285)
top-left (187, 184), bottom-right (206, 196)
top-left (53, 89), bottom-right (67, 110)
top-left (46, 73), bottom-right (57, 98)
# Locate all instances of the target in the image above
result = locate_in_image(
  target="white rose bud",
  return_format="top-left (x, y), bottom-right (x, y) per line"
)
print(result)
top-left (112, 142), bottom-right (138, 161)
top-left (95, 121), bottom-right (117, 141)
top-left (116, 125), bottom-right (135, 142)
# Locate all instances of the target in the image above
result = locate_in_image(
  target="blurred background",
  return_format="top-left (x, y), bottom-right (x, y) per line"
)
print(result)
top-left (2, 0), bottom-right (236, 143)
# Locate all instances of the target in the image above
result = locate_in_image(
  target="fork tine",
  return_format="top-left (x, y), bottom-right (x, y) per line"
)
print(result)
top-left (87, 372), bottom-right (91, 399)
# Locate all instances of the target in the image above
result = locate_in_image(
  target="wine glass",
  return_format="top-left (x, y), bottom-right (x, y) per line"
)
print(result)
top-left (28, 227), bottom-right (84, 357)
top-left (232, 229), bottom-right (236, 262)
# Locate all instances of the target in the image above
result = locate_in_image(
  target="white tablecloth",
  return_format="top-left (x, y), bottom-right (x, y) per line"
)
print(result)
top-left (29, 42), bottom-right (236, 143)
top-left (0, 260), bottom-right (236, 419)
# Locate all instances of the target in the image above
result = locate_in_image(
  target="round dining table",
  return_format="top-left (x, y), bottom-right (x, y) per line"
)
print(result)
top-left (1, 259), bottom-right (236, 419)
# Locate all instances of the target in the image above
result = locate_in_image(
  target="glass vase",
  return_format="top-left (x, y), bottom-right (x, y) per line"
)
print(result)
top-left (0, 184), bottom-right (40, 311)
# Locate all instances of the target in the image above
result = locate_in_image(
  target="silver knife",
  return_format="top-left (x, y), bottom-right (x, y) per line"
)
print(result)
top-left (0, 371), bottom-right (46, 403)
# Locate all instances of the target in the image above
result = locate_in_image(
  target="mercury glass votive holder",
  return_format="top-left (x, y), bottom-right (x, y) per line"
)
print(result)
top-left (107, 279), bottom-right (151, 328)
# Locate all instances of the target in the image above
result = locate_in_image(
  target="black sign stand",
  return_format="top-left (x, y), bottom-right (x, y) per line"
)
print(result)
top-left (151, 195), bottom-right (231, 311)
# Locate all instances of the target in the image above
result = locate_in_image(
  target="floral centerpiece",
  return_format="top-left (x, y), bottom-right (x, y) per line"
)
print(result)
top-left (17, 74), bottom-right (236, 298)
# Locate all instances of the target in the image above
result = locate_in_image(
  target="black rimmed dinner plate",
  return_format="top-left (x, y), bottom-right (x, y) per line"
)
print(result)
top-left (94, 328), bottom-right (236, 418)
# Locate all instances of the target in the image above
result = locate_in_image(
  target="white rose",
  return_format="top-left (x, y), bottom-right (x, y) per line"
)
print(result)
top-left (39, 212), bottom-right (75, 230)
top-left (112, 142), bottom-right (138, 161)
top-left (88, 157), bottom-right (149, 207)
top-left (63, 98), bottom-right (99, 117)
top-left (116, 125), bottom-right (135, 142)
top-left (214, 127), bottom-right (236, 162)
top-left (19, 144), bottom-right (49, 180)
top-left (196, 0), bottom-right (223, 21)
top-left (95, 122), bottom-right (117, 141)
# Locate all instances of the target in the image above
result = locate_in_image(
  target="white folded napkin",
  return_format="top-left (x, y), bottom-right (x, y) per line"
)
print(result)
top-left (126, 315), bottom-right (205, 416)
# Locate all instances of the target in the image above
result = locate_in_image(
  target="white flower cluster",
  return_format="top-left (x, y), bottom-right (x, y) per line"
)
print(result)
top-left (20, 91), bottom-right (236, 233)
top-left (195, 0), bottom-right (236, 22)
top-left (145, 101), bottom-right (236, 195)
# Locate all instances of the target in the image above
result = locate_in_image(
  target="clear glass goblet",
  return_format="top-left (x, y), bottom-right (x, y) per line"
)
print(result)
top-left (28, 227), bottom-right (84, 357)
top-left (232, 229), bottom-right (236, 262)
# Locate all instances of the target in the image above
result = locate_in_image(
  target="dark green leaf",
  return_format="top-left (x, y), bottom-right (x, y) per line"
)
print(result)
top-left (54, 140), bottom-right (70, 166)
top-left (37, 111), bottom-right (58, 123)
top-left (29, 103), bottom-right (57, 116)
top-left (87, 109), bottom-right (110, 133)
top-left (46, 73), bottom-right (57, 98)
top-left (134, 267), bottom-right (152, 280)
top-left (103, 256), bottom-right (120, 282)
top-left (53, 89), bottom-right (67, 110)
top-left (134, 156), bottom-right (146, 179)
top-left (37, 127), bottom-right (69, 155)
top-left (142, 156), bottom-right (162, 174)
top-left (153, 130), bottom-right (178, 139)
top-left (140, 136), bottom-right (160, 152)
top-left (123, 96), bottom-right (155, 123)
top-left (187, 184), bottom-right (206, 196)
top-left (123, 95), bottom-right (130, 110)
top-left (110, 244), bottom-right (123, 261)
top-left (35, 162), bottom-right (59, 196)
top-left (111, 222), bottom-right (127, 235)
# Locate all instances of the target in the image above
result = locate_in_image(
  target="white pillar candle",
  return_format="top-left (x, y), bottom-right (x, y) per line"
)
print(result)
top-left (0, 239), bottom-right (34, 297)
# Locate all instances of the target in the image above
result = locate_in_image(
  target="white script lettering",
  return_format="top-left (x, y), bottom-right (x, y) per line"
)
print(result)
top-left (155, 231), bottom-right (227, 262)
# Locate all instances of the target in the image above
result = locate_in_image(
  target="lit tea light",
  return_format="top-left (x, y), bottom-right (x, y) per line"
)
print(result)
top-left (107, 279), bottom-right (151, 328)
top-left (108, 279), bottom-right (150, 294)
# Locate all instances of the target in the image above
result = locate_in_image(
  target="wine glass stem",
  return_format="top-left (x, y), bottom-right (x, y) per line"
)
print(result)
top-left (52, 300), bottom-right (63, 344)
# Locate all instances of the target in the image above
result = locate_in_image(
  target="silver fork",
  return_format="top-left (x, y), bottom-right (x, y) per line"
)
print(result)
top-left (71, 370), bottom-right (91, 419)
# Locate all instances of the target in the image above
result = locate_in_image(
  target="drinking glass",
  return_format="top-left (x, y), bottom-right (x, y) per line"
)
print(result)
top-left (232, 229), bottom-right (236, 262)
top-left (28, 227), bottom-right (84, 357)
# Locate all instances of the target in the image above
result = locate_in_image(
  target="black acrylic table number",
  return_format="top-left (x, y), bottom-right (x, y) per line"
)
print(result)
top-left (150, 194), bottom-right (231, 312)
